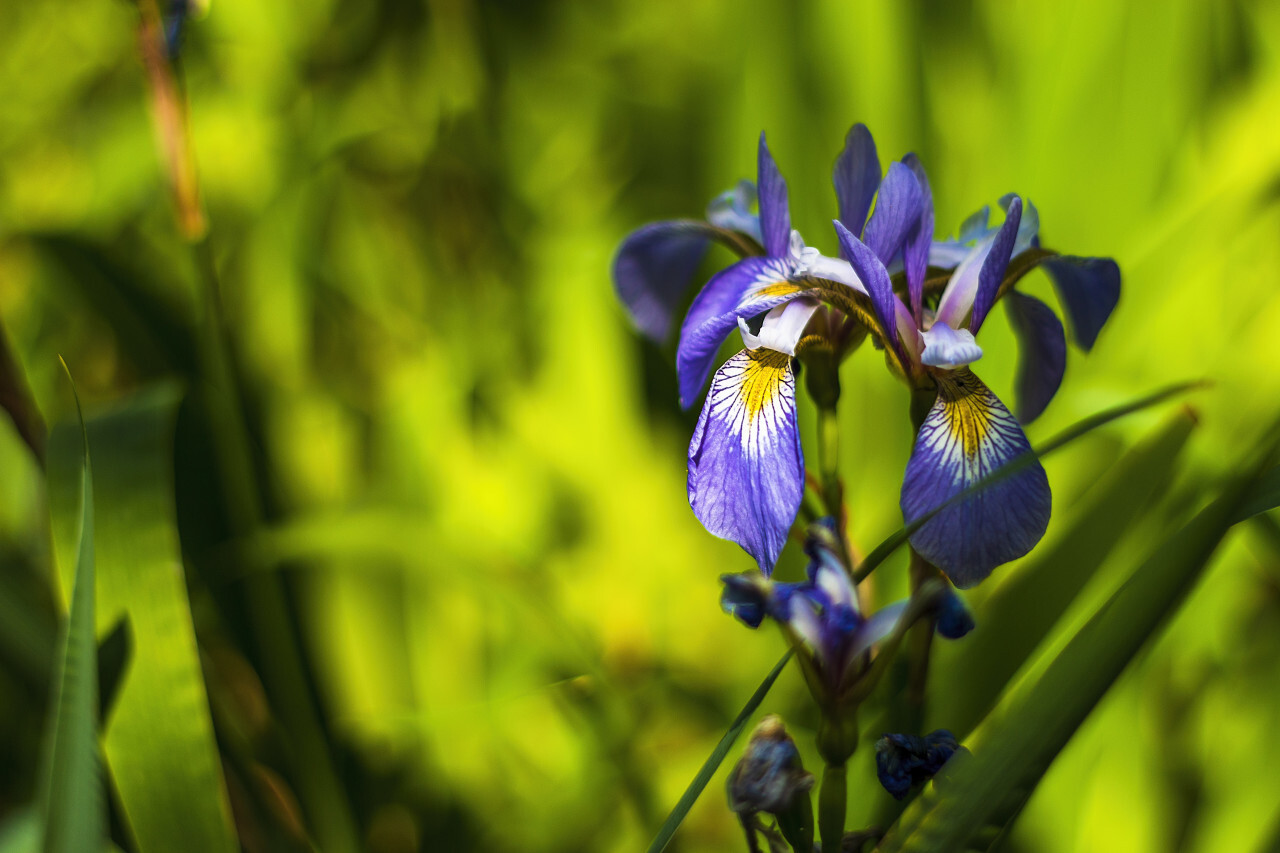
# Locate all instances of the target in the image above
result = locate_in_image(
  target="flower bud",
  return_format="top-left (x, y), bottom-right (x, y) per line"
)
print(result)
top-left (935, 587), bottom-right (975, 639)
top-left (727, 715), bottom-right (814, 815)
top-left (875, 729), bottom-right (961, 800)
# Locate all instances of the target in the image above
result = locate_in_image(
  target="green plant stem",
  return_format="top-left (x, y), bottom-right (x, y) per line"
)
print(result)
top-left (190, 237), bottom-right (359, 852)
top-left (817, 407), bottom-right (842, 517)
top-left (819, 762), bottom-right (847, 853)
top-left (902, 549), bottom-right (940, 733)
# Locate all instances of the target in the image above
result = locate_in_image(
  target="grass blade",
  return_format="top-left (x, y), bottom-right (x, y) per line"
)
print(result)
top-left (645, 650), bottom-right (793, 853)
top-left (48, 385), bottom-right (237, 853)
top-left (39, 360), bottom-right (103, 853)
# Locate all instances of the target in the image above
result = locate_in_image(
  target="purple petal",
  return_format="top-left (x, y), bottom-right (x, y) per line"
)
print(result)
top-left (1000, 193), bottom-right (1040, 255)
top-left (958, 206), bottom-right (991, 242)
top-left (688, 349), bottom-right (804, 574)
top-left (847, 600), bottom-right (909, 660)
top-left (757, 133), bottom-right (791, 258)
top-left (862, 161), bottom-right (924, 266)
top-left (612, 220), bottom-right (718, 343)
top-left (920, 323), bottom-right (982, 368)
top-left (1042, 256), bottom-right (1121, 350)
top-left (901, 154), bottom-right (934, 323)
top-left (969, 197), bottom-right (1022, 334)
top-left (928, 240), bottom-right (973, 269)
top-left (833, 220), bottom-right (905, 360)
top-left (833, 123), bottom-right (881, 238)
top-left (1004, 291), bottom-right (1066, 423)
top-left (900, 370), bottom-right (1051, 588)
top-left (676, 257), bottom-right (805, 408)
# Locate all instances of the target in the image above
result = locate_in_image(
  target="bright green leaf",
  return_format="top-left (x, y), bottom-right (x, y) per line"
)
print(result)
top-left (48, 385), bottom-right (237, 853)
top-left (38, 361), bottom-right (102, 853)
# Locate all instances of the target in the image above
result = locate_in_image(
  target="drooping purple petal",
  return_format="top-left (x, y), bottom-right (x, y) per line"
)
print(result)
top-left (1042, 256), bottom-right (1121, 350)
top-left (689, 348), bottom-right (804, 574)
top-left (1004, 291), bottom-right (1066, 423)
top-left (834, 123), bottom-right (881, 238)
top-left (757, 133), bottom-right (791, 258)
top-left (834, 220), bottom-right (910, 361)
top-left (900, 370), bottom-right (1051, 588)
top-left (612, 220), bottom-right (718, 342)
top-left (862, 162), bottom-right (925, 266)
top-left (676, 256), bottom-right (805, 407)
top-left (901, 153), bottom-right (934, 323)
top-left (969, 197), bottom-right (1022, 334)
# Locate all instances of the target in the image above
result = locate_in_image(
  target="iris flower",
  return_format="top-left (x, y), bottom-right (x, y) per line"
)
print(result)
top-left (612, 125), bottom-right (1118, 586)
top-left (721, 521), bottom-right (909, 700)
top-left (831, 177), bottom-right (1119, 587)
top-left (680, 126), bottom-right (929, 573)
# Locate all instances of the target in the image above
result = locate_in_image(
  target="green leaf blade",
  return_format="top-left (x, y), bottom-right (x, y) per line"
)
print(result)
top-left (39, 363), bottom-right (103, 853)
top-left (48, 385), bottom-right (237, 853)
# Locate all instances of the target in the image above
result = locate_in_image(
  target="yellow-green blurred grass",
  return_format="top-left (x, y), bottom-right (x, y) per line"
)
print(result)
top-left (1, 0), bottom-right (1280, 851)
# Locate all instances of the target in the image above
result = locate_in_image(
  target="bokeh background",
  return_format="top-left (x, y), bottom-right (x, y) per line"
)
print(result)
top-left (1, 0), bottom-right (1280, 851)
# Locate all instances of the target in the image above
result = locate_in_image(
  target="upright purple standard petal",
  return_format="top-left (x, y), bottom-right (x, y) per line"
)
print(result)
top-left (834, 220), bottom-right (905, 361)
top-left (935, 200), bottom-right (1020, 331)
top-left (676, 257), bottom-right (805, 407)
top-left (757, 133), bottom-right (791, 258)
top-left (834, 123), bottom-right (881, 238)
top-left (1004, 291), bottom-right (1066, 423)
top-left (612, 220), bottom-right (718, 342)
top-left (688, 348), bottom-right (804, 574)
top-left (862, 162), bottom-right (924, 265)
top-left (901, 369), bottom-right (1051, 588)
top-left (1042, 256), bottom-right (1121, 350)
top-left (901, 154), bottom-right (934, 323)
top-left (969, 197), bottom-right (1022, 334)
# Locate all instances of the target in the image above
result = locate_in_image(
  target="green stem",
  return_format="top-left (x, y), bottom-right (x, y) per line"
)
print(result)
top-left (817, 407), bottom-right (841, 517)
top-left (818, 762), bottom-right (847, 853)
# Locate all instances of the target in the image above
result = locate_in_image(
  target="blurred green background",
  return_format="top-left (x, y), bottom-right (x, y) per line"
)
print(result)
top-left (1, 0), bottom-right (1280, 851)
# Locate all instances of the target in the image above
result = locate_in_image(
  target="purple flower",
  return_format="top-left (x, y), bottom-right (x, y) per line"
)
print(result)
top-left (833, 199), bottom-right (1053, 588)
top-left (679, 133), bottom-right (857, 573)
top-left (721, 520), bottom-right (909, 698)
top-left (681, 127), bottom-right (934, 573)
top-left (875, 730), bottom-right (961, 800)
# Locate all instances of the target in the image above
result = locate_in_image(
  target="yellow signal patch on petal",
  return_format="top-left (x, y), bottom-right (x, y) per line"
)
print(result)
top-left (738, 349), bottom-right (791, 419)
top-left (755, 281), bottom-right (803, 299)
top-left (935, 370), bottom-right (996, 459)
top-left (701, 349), bottom-right (797, 460)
